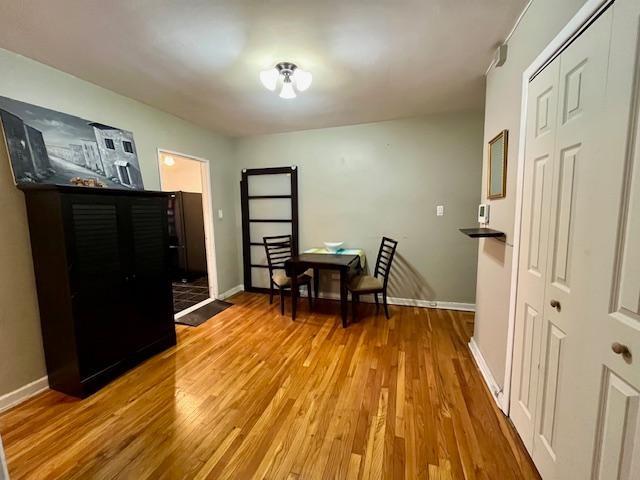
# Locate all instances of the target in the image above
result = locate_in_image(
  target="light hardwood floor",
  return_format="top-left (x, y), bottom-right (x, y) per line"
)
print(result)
top-left (0, 293), bottom-right (539, 479)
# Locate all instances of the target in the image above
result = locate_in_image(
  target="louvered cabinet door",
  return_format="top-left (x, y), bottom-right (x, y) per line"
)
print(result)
top-left (63, 195), bottom-right (129, 380)
top-left (126, 196), bottom-right (174, 353)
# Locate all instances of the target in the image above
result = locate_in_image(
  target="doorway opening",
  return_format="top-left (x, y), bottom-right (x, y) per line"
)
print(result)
top-left (158, 149), bottom-right (218, 320)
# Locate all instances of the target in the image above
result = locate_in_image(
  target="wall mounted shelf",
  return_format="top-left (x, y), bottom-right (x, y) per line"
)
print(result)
top-left (459, 227), bottom-right (506, 240)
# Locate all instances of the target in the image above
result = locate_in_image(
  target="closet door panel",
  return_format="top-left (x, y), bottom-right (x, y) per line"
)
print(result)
top-left (582, 1), bottom-right (640, 477)
top-left (549, 146), bottom-right (579, 292)
top-left (515, 304), bottom-right (543, 421)
top-left (510, 58), bottom-right (560, 452)
top-left (533, 9), bottom-right (613, 478)
top-left (536, 323), bottom-right (565, 457)
top-left (592, 370), bottom-right (640, 480)
top-left (526, 156), bottom-right (550, 276)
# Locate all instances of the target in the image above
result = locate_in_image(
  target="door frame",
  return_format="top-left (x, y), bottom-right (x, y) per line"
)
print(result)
top-left (503, 0), bottom-right (614, 415)
top-left (0, 433), bottom-right (8, 480)
top-left (156, 148), bottom-right (219, 314)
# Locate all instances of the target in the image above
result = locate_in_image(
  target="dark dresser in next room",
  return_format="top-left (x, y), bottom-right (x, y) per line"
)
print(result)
top-left (20, 184), bottom-right (176, 398)
top-left (167, 191), bottom-right (207, 282)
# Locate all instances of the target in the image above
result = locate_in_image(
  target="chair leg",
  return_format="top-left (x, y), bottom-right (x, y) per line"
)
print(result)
top-left (307, 283), bottom-right (313, 310)
top-left (280, 288), bottom-right (285, 315)
top-left (383, 291), bottom-right (390, 319)
top-left (352, 293), bottom-right (358, 323)
top-left (374, 293), bottom-right (379, 313)
top-left (269, 283), bottom-right (274, 305)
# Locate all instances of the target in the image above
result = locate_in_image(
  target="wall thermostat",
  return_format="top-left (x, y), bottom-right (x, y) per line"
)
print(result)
top-left (478, 204), bottom-right (490, 224)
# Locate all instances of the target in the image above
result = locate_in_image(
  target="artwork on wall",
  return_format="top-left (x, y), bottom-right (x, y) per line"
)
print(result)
top-left (488, 129), bottom-right (508, 199)
top-left (0, 96), bottom-right (144, 189)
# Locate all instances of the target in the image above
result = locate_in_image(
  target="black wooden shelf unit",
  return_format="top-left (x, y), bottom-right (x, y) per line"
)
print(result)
top-left (247, 195), bottom-right (292, 199)
top-left (240, 166), bottom-right (299, 293)
top-left (248, 219), bottom-right (292, 223)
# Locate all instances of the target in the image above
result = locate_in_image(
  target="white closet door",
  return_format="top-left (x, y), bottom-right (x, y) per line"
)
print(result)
top-left (513, 0), bottom-right (640, 478)
top-left (554, 0), bottom-right (640, 478)
top-left (510, 57), bottom-right (561, 452)
top-left (531, 8), bottom-right (613, 479)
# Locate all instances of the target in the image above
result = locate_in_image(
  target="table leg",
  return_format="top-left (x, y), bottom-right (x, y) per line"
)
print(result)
top-left (340, 269), bottom-right (348, 328)
top-left (291, 269), bottom-right (298, 321)
top-left (313, 268), bottom-right (320, 299)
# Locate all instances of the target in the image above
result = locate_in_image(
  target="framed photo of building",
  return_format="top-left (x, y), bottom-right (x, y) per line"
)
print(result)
top-left (0, 96), bottom-right (144, 189)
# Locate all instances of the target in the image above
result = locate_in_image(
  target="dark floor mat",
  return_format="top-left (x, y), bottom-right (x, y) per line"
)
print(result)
top-left (175, 300), bottom-right (233, 327)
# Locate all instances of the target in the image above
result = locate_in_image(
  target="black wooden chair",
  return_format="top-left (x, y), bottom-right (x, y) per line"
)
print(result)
top-left (348, 236), bottom-right (398, 322)
top-left (263, 235), bottom-right (313, 315)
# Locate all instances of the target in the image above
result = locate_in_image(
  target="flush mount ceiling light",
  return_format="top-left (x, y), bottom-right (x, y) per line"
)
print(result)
top-left (163, 156), bottom-right (175, 166)
top-left (260, 62), bottom-right (312, 99)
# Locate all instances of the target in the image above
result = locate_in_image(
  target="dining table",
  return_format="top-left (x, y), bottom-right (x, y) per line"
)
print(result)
top-left (285, 251), bottom-right (362, 327)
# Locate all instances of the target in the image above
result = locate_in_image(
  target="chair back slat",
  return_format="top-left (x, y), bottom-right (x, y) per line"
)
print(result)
top-left (374, 236), bottom-right (398, 287)
top-left (270, 254), bottom-right (291, 262)
top-left (263, 235), bottom-right (293, 281)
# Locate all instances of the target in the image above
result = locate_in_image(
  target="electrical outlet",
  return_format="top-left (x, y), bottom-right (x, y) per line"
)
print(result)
top-left (436, 205), bottom-right (444, 216)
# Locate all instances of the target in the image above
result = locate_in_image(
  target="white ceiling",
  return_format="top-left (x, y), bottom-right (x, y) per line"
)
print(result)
top-left (0, 0), bottom-right (526, 136)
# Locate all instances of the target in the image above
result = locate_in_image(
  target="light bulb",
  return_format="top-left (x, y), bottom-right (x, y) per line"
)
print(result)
top-left (292, 68), bottom-right (312, 91)
top-left (279, 77), bottom-right (296, 99)
top-left (164, 156), bottom-right (175, 166)
top-left (259, 68), bottom-right (279, 91)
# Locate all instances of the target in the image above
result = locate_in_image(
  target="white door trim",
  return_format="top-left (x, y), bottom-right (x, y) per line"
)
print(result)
top-left (502, 0), bottom-right (614, 415)
top-left (157, 148), bottom-right (220, 304)
top-left (0, 433), bottom-right (8, 480)
top-left (174, 297), bottom-right (215, 320)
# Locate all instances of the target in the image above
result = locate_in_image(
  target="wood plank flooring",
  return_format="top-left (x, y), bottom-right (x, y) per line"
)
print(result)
top-left (0, 293), bottom-right (539, 479)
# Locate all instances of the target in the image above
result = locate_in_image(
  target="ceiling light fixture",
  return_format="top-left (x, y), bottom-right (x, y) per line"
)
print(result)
top-left (163, 156), bottom-right (175, 166)
top-left (260, 62), bottom-right (312, 99)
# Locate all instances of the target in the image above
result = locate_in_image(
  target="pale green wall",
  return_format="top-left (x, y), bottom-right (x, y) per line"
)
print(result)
top-left (235, 112), bottom-right (484, 304)
top-left (474, 0), bottom-right (588, 387)
top-left (0, 48), bottom-right (240, 398)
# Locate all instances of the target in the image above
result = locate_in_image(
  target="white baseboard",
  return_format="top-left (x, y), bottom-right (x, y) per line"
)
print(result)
top-left (298, 290), bottom-right (475, 312)
top-left (385, 297), bottom-right (475, 312)
top-left (231, 281), bottom-right (474, 312)
top-left (218, 284), bottom-right (244, 300)
top-left (468, 337), bottom-right (507, 414)
top-left (0, 376), bottom-right (49, 414)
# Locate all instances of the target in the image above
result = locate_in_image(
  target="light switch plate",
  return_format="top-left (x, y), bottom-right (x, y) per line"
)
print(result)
top-left (217, 209), bottom-right (223, 219)
top-left (436, 205), bottom-right (444, 216)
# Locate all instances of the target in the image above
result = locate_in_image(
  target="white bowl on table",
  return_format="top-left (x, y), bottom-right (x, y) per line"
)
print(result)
top-left (323, 241), bottom-right (344, 253)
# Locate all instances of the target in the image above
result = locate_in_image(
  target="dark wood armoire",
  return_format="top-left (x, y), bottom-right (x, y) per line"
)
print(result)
top-left (20, 184), bottom-right (176, 398)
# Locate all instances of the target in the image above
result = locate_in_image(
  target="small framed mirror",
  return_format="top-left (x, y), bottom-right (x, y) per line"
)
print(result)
top-left (488, 130), bottom-right (508, 199)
